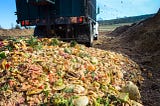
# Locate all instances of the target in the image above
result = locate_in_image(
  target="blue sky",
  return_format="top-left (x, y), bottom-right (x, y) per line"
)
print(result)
top-left (0, 0), bottom-right (159, 29)
top-left (97, 0), bottom-right (160, 20)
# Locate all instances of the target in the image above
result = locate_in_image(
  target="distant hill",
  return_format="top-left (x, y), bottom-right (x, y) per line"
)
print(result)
top-left (98, 13), bottom-right (156, 25)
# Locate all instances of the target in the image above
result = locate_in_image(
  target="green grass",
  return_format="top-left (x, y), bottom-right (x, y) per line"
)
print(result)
top-left (99, 23), bottom-right (132, 32)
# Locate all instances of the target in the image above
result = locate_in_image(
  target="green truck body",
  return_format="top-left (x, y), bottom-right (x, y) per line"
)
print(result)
top-left (15, 0), bottom-right (98, 46)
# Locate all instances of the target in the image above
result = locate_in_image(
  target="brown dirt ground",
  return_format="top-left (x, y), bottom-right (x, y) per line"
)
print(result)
top-left (0, 29), bottom-right (34, 40)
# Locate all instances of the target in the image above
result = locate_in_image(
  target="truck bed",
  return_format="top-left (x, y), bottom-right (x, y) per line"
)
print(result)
top-left (16, 0), bottom-right (96, 23)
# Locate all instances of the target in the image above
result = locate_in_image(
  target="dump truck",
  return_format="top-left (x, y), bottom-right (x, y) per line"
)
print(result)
top-left (15, 0), bottom-right (99, 46)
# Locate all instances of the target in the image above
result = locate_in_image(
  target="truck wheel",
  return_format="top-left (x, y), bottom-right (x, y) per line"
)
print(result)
top-left (86, 22), bottom-right (93, 47)
top-left (87, 34), bottom-right (93, 47)
top-left (34, 26), bottom-right (46, 38)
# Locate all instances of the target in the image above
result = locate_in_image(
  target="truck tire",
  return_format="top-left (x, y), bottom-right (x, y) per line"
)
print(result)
top-left (86, 22), bottom-right (93, 47)
top-left (86, 36), bottom-right (93, 47)
top-left (34, 26), bottom-right (46, 38)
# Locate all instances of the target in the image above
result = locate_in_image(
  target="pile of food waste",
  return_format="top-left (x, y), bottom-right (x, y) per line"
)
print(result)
top-left (0, 36), bottom-right (143, 106)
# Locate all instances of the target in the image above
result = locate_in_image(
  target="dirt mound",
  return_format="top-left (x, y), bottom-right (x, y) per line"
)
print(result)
top-left (119, 13), bottom-right (160, 44)
top-left (113, 13), bottom-right (160, 69)
top-left (0, 29), bottom-right (34, 40)
top-left (109, 25), bottom-right (131, 36)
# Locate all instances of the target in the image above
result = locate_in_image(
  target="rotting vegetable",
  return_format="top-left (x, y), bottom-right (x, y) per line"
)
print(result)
top-left (0, 36), bottom-right (143, 106)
